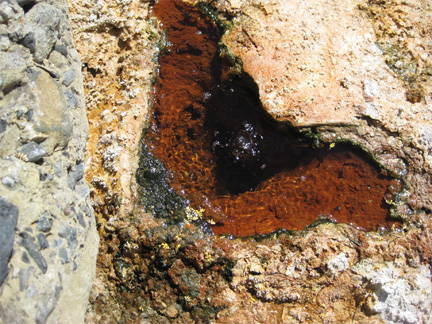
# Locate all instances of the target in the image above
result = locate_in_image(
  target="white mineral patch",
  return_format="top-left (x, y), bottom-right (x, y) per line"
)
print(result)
top-left (354, 260), bottom-right (432, 324)
top-left (327, 252), bottom-right (349, 276)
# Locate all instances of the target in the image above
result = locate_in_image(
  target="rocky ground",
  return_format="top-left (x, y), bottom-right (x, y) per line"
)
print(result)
top-left (0, 0), bottom-right (98, 323)
top-left (2, 0), bottom-right (431, 323)
top-left (70, 0), bottom-right (432, 323)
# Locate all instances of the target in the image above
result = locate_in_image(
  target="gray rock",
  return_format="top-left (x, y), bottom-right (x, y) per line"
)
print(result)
top-left (36, 233), bottom-right (49, 250)
top-left (67, 162), bottom-right (84, 190)
top-left (18, 142), bottom-right (46, 163)
top-left (0, 119), bottom-right (5, 133)
top-left (20, 232), bottom-right (48, 274)
top-left (19, 268), bottom-right (31, 292)
top-left (59, 224), bottom-right (77, 253)
top-left (36, 212), bottom-right (53, 232)
top-left (65, 89), bottom-right (78, 109)
top-left (0, 0), bottom-right (98, 322)
top-left (0, 0), bottom-right (23, 24)
top-left (0, 197), bottom-right (18, 285)
top-left (21, 251), bottom-right (30, 263)
top-left (1, 175), bottom-right (16, 188)
top-left (61, 68), bottom-right (76, 87)
top-left (58, 247), bottom-right (69, 264)
top-left (26, 283), bottom-right (38, 298)
top-left (0, 49), bottom-right (28, 93)
top-left (53, 162), bottom-right (62, 178)
top-left (19, 31), bottom-right (35, 52)
top-left (77, 211), bottom-right (86, 228)
top-left (35, 284), bottom-right (62, 324)
top-left (25, 3), bottom-right (61, 63)
top-left (0, 34), bottom-right (11, 51)
top-left (54, 43), bottom-right (67, 57)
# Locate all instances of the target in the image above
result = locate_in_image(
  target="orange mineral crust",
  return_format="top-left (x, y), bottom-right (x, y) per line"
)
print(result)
top-left (148, 0), bottom-right (400, 237)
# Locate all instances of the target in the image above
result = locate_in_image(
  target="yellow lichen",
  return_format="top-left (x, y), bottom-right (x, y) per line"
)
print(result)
top-left (159, 243), bottom-right (170, 250)
top-left (185, 206), bottom-right (204, 221)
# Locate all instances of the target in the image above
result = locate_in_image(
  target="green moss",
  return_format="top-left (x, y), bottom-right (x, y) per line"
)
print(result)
top-left (196, 2), bottom-right (232, 32)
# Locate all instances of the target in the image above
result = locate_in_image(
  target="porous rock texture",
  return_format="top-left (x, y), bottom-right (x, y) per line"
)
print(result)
top-left (69, 0), bottom-right (432, 323)
top-left (0, 0), bottom-right (98, 323)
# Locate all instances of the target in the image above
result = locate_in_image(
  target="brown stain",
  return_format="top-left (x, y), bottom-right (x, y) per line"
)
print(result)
top-left (149, 0), bottom-right (400, 237)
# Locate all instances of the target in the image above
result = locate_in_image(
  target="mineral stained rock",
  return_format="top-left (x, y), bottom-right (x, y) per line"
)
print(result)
top-left (0, 0), bottom-right (98, 323)
top-left (69, 0), bottom-right (432, 323)
top-left (214, 0), bottom-right (432, 214)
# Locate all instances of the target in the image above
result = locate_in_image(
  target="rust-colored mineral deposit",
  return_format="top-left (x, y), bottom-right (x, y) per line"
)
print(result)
top-left (147, 0), bottom-right (400, 236)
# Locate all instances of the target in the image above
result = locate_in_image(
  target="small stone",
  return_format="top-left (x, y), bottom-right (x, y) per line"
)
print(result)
top-left (59, 247), bottom-right (69, 264)
top-left (0, 0), bottom-right (23, 23)
top-left (0, 197), bottom-right (19, 285)
top-left (62, 68), bottom-right (76, 87)
top-left (20, 231), bottom-right (48, 274)
top-left (54, 43), bottom-right (67, 57)
top-left (21, 251), bottom-right (30, 263)
top-left (36, 212), bottom-right (53, 232)
top-left (2, 175), bottom-right (16, 188)
top-left (67, 163), bottom-right (84, 190)
top-left (19, 268), bottom-right (31, 291)
top-left (54, 162), bottom-right (62, 178)
top-left (37, 233), bottom-right (49, 249)
top-left (0, 50), bottom-right (28, 93)
top-left (20, 31), bottom-right (36, 53)
top-left (59, 224), bottom-right (77, 253)
top-left (26, 283), bottom-right (38, 298)
top-left (18, 142), bottom-right (46, 163)
top-left (52, 238), bottom-right (65, 250)
top-left (77, 212), bottom-right (86, 228)
top-left (65, 90), bottom-right (78, 109)
top-left (35, 284), bottom-right (62, 324)
top-left (25, 3), bottom-right (61, 63)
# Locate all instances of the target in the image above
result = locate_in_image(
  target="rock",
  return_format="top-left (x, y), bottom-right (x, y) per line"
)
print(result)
top-left (65, 90), bottom-right (78, 109)
top-left (36, 233), bottom-right (49, 250)
top-left (0, 0), bottom-right (23, 24)
top-left (54, 43), bottom-right (67, 57)
top-left (0, 197), bottom-right (18, 285)
top-left (19, 231), bottom-right (48, 274)
top-left (62, 68), bottom-right (76, 87)
top-left (67, 162), bottom-right (84, 190)
top-left (0, 49), bottom-right (29, 93)
top-left (354, 260), bottom-right (432, 324)
top-left (0, 0), bottom-right (98, 322)
top-left (69, 0), bottom-right (432, 323)
top-left (2, 68), bottom-right (73, 155)
top-left (24, 3), bottom-right (61, 63)
top-left (36, 212), bottom-right (53, 232)
top-left (18, 142), bottom-right (46, 163)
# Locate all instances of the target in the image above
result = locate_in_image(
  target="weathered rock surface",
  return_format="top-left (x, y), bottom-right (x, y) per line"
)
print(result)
top-left (0, 0), bottom-right (98, 323)
top-left (215, 0), bottom-right (432, 214)
top-left (68, 0), bottom-right (432, 323)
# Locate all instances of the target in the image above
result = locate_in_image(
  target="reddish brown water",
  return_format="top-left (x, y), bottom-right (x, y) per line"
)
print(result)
top-left (149, 0), bottom-right (400, 236)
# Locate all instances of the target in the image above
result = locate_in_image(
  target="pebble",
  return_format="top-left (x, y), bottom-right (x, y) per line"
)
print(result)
top-left (0, 197), bottom-right (19, 285)
top-left (18, 142), bottom-right (46, 163)
top-left (20, 231), bottom-right (48, 274)
top-left (36, 212), bottom-right (53, 232)
top-left (62, 68), bottom-right (76, 87)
